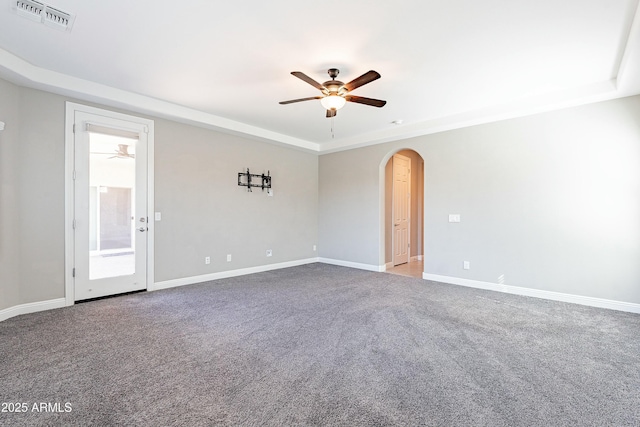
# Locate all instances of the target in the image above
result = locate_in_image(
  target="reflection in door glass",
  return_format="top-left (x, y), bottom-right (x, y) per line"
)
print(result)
top-left (88, 133), bottom-right (136, 280)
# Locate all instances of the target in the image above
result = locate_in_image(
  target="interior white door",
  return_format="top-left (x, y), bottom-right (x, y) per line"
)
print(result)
top-left (73, 111), bottom-right (148, 301)
top-left (393, 153), bottom-right (411, 266)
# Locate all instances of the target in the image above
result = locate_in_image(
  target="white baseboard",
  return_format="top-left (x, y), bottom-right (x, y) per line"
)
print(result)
top-left (0, 298), bottom-right (67, 322)
top-left (423, 273), bottom-right (640, 314)
top-left (319, 258), bottom-right (386, 272)
top-left (410, 255), bottom-right (423, 262)
top-left (151, 258), bottom-right (320, 291)
top-left (385, 262), bottom-right (394, 270)
top-left (4, 269), bottom-right (637, 322)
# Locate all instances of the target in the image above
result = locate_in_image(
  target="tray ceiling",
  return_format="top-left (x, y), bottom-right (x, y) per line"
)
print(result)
top-left (1, 0), bottom-right (639, 153)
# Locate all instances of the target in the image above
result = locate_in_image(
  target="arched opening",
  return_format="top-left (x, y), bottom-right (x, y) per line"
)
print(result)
top-left (382, 149), bottom-right (424, 278)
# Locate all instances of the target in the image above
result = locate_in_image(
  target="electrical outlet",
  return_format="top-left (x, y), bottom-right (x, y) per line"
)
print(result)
top-left (266, 249), bottom-right (272, 257)
top-left (463, 261), bottom-right (470, 270)
top-left (227, 254), bottom-right (232, 262)
top-left (205, 257), bottom-right (210, 265)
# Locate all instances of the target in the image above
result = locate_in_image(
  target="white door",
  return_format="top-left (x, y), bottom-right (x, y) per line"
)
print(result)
top-left (393, 154), bottom-right (411, 266)
top-left (73, 111), bottom-right (149, 301)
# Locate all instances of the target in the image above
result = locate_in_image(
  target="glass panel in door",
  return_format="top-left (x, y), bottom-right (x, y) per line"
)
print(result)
top-left (88, 133), bottom-right (136, 280)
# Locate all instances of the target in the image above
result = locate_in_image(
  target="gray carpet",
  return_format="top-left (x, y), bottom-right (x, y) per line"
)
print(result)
top-left (1, 263), bottom-right (639, 426)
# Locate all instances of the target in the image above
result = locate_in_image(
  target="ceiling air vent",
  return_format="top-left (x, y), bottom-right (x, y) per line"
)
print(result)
top-left (14, 0), bottom-right (44, 22)
top-left (43, 5), bottom-right (73, 30)
top-left (12, 0), bottom-right (75, 31)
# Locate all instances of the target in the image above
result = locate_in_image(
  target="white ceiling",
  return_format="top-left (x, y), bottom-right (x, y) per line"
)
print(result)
top-left (1, 0), bottom-right (640, 153)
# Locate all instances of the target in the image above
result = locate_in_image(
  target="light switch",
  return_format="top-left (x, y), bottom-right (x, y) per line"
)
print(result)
top-left (449, 214), bottom-right (461, 223)
top-left (155, 212), bottom-right (162, 221)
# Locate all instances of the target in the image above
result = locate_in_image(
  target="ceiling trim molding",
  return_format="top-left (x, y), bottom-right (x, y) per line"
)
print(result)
top-left (0, 48), bottom-right (321, 153)
top-left (318, 79), bottom-right (622, 154)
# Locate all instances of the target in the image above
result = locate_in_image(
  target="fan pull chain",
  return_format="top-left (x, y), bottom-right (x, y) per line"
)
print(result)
top-left (331, 117), bottom-right (335, 139)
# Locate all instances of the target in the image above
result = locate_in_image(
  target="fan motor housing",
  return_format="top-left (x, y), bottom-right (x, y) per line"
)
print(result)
top-left (323, 80), bottom-right (345, 94)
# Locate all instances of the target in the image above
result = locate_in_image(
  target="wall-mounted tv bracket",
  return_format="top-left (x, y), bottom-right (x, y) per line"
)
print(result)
top-left (238, 169), bottom-right (272, 192)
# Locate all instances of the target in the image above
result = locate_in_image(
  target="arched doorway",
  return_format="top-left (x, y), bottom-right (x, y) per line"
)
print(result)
top-left (382, 149), bottom-right (424, 278)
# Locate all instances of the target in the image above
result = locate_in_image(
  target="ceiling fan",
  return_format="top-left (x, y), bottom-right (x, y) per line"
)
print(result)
top-left (91, 144), bottom-right (134, 159)
top-left (109, 144), bottom-right (134, 159)
top-left (93, 144), bottom-right (136, 159)
top-left (279, 68), bottom-right (386, 118)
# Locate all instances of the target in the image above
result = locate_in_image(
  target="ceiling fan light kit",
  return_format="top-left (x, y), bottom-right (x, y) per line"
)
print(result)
top-left (280, 68), bottom-right (386, 118)
top-left (320, 95), bottom-right (346, 111)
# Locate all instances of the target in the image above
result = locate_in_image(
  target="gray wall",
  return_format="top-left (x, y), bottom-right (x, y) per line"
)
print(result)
top-left (319, 95), bottom-right (640, 304)
top-left (0, 78), bottom-right (21, 310)
top-left (0, 77), bottom-right (318, 308)
top-left (0, 81), bottom-right (66, 310)
top-left (319, 149), bottom-right (382, 265)
top-left (154, 119), bottom-right (318, 282)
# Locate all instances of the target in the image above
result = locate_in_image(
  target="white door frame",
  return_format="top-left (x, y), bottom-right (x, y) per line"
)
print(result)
top-left (64, 102), bottom-right (154, 306)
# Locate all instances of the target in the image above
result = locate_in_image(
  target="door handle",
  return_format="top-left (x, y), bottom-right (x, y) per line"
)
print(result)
top-left (138, 227), bottom-right (147, 232)
top-left (394, 223), bottom-right (400, 226)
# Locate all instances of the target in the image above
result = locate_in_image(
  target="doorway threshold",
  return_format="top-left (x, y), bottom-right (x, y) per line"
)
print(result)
top-left (386, 260), bottom-right (423, 279)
